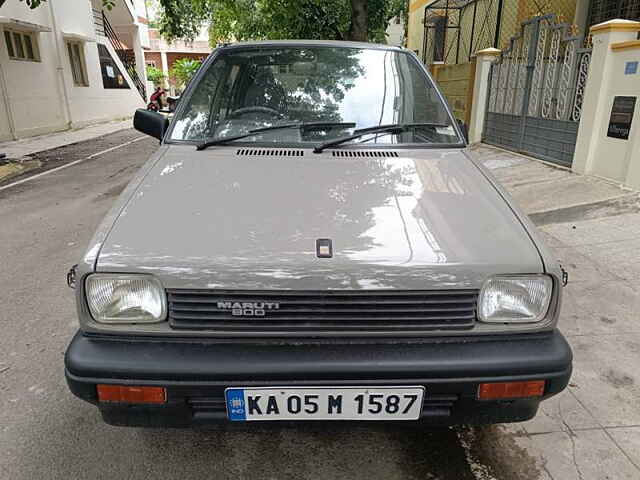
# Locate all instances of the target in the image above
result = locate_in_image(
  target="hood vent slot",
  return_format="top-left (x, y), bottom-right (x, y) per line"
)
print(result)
top-left (236, 149), bottom-right (304, 157)
top-left (332, 150), bottom-right (399, 158)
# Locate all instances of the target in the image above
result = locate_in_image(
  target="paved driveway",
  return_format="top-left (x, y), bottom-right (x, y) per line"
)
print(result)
top-left (0, 134), bottom-right (638, 479)
top-left (472, 145), bottom-right (640, 479)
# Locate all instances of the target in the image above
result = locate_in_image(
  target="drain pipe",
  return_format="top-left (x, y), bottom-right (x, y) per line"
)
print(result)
top-left (493, 0), bottom-right (505, 48)
top-left (47, 0), bottom-right (73, 129)
top-left (0, 60), bottom-right (17, 140)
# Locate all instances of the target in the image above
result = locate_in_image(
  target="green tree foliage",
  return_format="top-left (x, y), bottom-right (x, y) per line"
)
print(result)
top-left (157, 0), bottom-right (406, 45)
top-left (169, 58), bottom-right (202, 88)
top-left (146, 65), bottom-right (167, 86)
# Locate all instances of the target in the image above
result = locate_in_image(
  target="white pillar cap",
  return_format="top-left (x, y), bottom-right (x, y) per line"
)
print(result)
top-left (590, 19), bottom-right (640, 35)
top-left (476, 48), bottom-right (501, 57)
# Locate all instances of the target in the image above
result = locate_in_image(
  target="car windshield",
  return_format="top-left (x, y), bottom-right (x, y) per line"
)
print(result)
top-left (170, 45), bottom-right (461, 146)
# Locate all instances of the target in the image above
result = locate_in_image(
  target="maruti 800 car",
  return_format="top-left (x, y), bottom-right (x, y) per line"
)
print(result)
top-left (64, 41), bottom-right (572, 427)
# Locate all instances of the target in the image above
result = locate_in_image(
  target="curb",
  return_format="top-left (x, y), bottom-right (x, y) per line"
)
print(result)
top-left (0, 119), bottom-right (133, 160)
top-left (0, 158), bottom-right (41, 184)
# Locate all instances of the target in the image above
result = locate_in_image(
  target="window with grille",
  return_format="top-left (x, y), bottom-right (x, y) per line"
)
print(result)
top-left (588, 0), bottom-right (640, 26)
top-left (67, 41), bottom-right (89, 87)
top-left (3, 29), bottom-right (39, 62)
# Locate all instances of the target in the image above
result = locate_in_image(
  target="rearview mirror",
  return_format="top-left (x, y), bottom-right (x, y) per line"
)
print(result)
top-left (134, 109), bottom-right (169, 142)
top-left (456, 118), bottom-right (469, 143)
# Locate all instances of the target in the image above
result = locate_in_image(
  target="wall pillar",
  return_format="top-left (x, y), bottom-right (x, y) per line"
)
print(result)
top-left (0, 60), bottom-right (17, 141)
top-left (160, 51), bottom-right (169, 89)
top-left (131, 25), bottom-right (147, 87)
top-left (572, 20), bottom-right (640, 179)
top-left (468, 48), bottom-right (500, 144)
top-left (572, 0), bottom-right (591, 36)
top-left (47, 0), bottom-right (72, 130)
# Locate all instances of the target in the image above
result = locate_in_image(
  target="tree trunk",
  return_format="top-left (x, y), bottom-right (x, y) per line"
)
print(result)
top-left (347, 0), bottom-right (368, 42)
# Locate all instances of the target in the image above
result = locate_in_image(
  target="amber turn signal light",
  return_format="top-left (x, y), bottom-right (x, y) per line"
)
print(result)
top-left (478, 380), bottom-right (545, 400)
top-left (97, 384), bottom-right (166, 404)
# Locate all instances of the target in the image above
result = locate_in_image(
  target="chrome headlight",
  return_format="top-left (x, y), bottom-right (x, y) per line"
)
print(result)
top-left (85, 274), bottom-right (166, 324)
top-left (478, 275), bottom-right (553, 323)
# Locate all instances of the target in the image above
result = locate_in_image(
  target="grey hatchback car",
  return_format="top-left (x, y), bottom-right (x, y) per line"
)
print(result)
top-left (65, 41), bottom-right (571, 427)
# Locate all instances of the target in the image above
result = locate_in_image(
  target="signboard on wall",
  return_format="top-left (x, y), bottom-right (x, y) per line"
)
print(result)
top-left (607, 96), bottom-right (636, 140)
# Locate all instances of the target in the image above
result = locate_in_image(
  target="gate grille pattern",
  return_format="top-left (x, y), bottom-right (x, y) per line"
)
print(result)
top-left (421, 0), bottom-right (577, 65)
top-left (483, 15), bottom-right (591, 167)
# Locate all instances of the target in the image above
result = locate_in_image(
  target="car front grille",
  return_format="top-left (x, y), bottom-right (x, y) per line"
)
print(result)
top-left (167, 289), bottom-right (478, 336)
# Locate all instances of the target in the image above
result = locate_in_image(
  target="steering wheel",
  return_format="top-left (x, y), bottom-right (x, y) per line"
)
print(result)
top-left (228, 106), bottom-right (282, 119)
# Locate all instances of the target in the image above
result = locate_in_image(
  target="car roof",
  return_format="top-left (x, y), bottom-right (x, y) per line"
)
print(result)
top-left (218, 40), bottom-right (405, 52)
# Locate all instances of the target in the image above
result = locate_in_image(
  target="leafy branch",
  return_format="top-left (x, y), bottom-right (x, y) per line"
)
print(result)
top-left (157, 0), bottom-right (406, 45)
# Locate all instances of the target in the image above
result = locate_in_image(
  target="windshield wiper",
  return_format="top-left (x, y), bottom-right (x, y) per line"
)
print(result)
top-left (196, 121), bottom-right (356, 151)
top-left (312, 123), bottom-right (451, 154)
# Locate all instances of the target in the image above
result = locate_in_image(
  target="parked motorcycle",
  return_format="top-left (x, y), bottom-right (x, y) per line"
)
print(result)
top-left (166, 95), bottom-right (180, 113)
top-left (147, 87), bottom-right (166, 112)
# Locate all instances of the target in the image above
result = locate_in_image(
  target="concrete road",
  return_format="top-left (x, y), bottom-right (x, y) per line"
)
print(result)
top-left (0, 130), bottom-right (540, 480)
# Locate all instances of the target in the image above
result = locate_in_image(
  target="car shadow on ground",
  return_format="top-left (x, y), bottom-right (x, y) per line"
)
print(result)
top-left (131, 423), bottom-right (541, 479)
top-left (8, 390), bottom-right (543, 480)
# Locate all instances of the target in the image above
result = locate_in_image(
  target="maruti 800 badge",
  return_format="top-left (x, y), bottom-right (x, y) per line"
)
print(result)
top-left (217, 301), bottom-right (281, 316)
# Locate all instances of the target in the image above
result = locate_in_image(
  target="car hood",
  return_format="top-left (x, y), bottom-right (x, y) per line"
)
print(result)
top-left (96, 145), bottom-right (542, 290)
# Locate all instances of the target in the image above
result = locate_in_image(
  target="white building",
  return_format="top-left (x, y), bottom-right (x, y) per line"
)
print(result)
top-left (385, 16), bottom-right (405, 47)
top-left (0, 0), bottom-right (149, 142)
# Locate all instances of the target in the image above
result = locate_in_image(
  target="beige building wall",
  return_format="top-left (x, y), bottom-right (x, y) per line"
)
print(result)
top-left (407, 0), bottom-right (434, 58)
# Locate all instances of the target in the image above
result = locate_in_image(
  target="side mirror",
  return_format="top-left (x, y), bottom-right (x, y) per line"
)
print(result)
top-left (456, 118), bottom-right (469, 143)
top-left (134, 109), bottom-right (169, 141)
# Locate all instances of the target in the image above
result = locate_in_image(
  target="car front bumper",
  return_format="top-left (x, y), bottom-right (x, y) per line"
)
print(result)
top-left (64, 330), bottom-right (572, 427)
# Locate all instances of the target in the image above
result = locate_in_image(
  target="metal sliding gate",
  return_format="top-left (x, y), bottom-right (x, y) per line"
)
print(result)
top-left (482, 15), bottom-right (592, 167)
